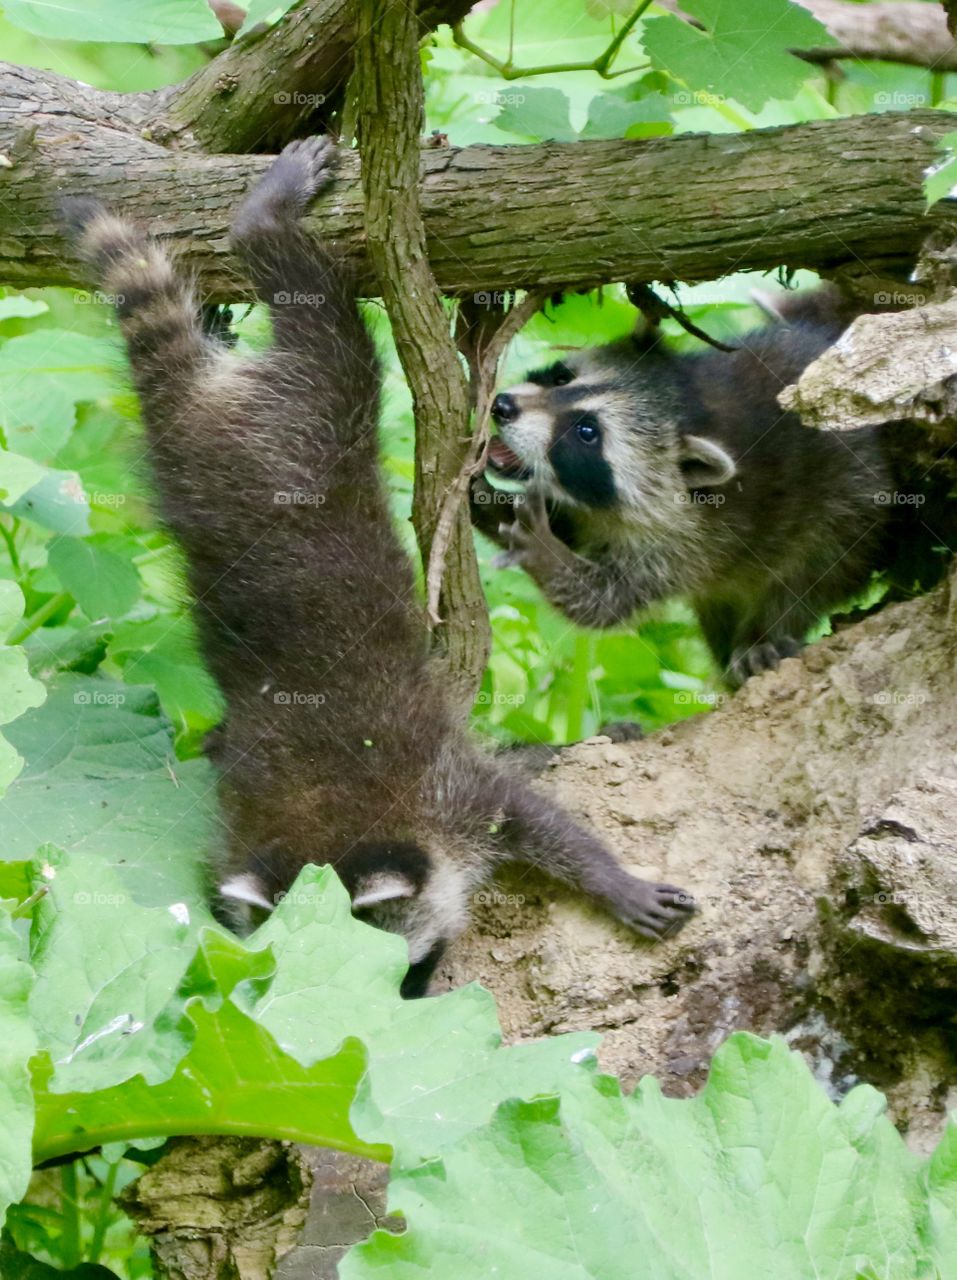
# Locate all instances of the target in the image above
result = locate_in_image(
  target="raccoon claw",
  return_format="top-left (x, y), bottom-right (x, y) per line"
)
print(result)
top-left (613, 879), bottom-right (696, 940)
top-left (494, 491), bottom-right (567, 572)
top-left (728, 637), bottom-right (803, 687)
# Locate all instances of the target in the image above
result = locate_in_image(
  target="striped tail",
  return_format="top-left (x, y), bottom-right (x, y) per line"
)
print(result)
top-left (63, 198), bottom-right (209, 417)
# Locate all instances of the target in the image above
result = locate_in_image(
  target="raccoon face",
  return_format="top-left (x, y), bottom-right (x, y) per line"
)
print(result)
top-left (488, 340), bottom-right (737, 518)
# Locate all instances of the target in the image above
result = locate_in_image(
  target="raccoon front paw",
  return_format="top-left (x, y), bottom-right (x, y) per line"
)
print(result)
top-left (727, 636), bottom-right (803, 687)
top-left (612, 878), bottom-right (696, 940)
top-left (492, 490), bottom-right (569, 572)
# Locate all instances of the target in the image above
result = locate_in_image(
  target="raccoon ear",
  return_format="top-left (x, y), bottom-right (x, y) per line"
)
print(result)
top-left (350, 871), bottom-right (419, 908)
top-left (631, 317), bottom-right (665, 355)
top-left (678, 434), bottom-right (737, 488)
top-left (337, 841), bottom-right (431, 909)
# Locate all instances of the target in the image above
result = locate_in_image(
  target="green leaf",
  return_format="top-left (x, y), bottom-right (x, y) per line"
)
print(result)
top-left (924, 130), bottom-right (957, 209)
top-left (32, 919), bottom-right (383, 1165)
top-left (108, 615), bottom-right (225, 738)
top-left (47, 536), bottom-right (140, 621)
top-left (0, 909), bottom-right (36, 1232)
top-left (233, 866), bottom-right (599, 1163)
top-left (5, 468), bottom-right (91, 536)
top-left (493, 86), bottom-right (576, 142)
top-left (0, 675), bottom-right (216, 907)
top-left (0, 583), bottom-right (46, 795)
top-left (0, 331), bottom-right (120, 461)
top-left (0, 449), bottom-right (46, 506)
top-left (28, 846), bottom-right (200, 1095)
top-left (32, 860), bottom-right (594, 1174)
top-left (580, 92), bottom-right (673, 140)
top-left (641, 0), bottom-right (835, 113)
top-left (0, 296), bottom-right (48, 322)
top-left (0, 1238), bottom-right (117, 1278)
top-left (2, 0), bottom-right (222, 44)
top-left (344, 1034), bottom-right (951, 1280)
top-left (237, 0), bottom-right (299, 35)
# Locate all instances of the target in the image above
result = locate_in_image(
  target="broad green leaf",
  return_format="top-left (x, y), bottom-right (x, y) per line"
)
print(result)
top-left (0, 331), bottom-right (120, 460)
top-left (0, 675), bottom-right (216, 907)
top-left (47, 535), bottom-right (141, 621)
top-left (924, 130), bottom-right (957, 209)
top-left (580, 92), bottom-right (673, 139)
top-left (233, 866), bottom-right (599, 1163)
top-left (493, 86), bottom-right (575, 142)
top-left (0, 582), bottom-right (46, 794)
top-left (24, 621), bottom-right (111, 681)
top-left (0, 909), bottom-right (36, 1232)
top-left (641, 0), bottom-right (835, 113)
top-left (2, 0), bottom-right (222, 44)
top-left (0, 296), bottom-right (48, 322)
top-left (108, 615), bottom-right (225, 737)
top-left (345, 1034), bottom-right (949, 1280)
top-left (0, 449), bottom-right (46, 506)
top-left (927, 1122), bottom-right (957, 1266)
top-left (32, 921), bottom-right (383, 1166)
top-left (237, 0), bottom-right (299, 35)
top-left (32, 860), bottom-right (593, 1175)
top-left (5, 468), bottom-right (91, 536)
top-left (28, 846), bottom-right (199, 1094)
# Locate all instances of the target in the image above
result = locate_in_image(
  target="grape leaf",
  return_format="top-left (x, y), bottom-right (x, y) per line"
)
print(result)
top-left (641, 0), bottom-right (835, 113)
top-left (232, 865), bottom-right (599, 1162)
top-left (493, 86), bottom-right (576, 142)
top-left (581, 92), bottom-right (673, 140)
top-left (32, 920), bottom-right (383, 1166)
top-left (108, 615), bottom-right (225, 738)
top-left (0, 449), bottom-right (46, 506)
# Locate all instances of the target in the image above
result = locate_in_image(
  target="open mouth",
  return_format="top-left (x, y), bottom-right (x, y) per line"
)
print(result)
top-left (486, 437), bottom-right (532, 481)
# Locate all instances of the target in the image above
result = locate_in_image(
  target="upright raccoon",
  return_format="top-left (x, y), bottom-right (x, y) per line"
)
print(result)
top-left (475, 295), bottom-right (948, 686)
top-left (65, 138), bottom-right (694, 996)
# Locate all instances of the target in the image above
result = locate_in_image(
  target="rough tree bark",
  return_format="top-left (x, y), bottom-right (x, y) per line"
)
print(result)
top-left (2, 75), bottom-right (957, 297)
top-left (354, 0), bottom-right (486, 697)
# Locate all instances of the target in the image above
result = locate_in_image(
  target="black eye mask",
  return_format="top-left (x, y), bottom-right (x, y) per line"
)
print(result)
top-left (548, 413), bottom-right (617, 509)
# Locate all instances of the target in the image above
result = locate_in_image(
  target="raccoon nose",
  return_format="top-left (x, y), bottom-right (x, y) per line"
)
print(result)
top-left (491, 393), bottom-right (520, 424)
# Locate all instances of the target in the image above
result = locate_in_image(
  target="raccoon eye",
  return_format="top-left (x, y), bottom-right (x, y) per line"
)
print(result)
top-left (576, 418), bottom-right (600, 445)
top-left (551, 363), bottom-right (575, 386)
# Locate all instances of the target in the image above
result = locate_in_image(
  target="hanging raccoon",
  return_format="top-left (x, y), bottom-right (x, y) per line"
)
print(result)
top-left (473, 291), bottom-right (952, 687)
top-left (64, 137), bottom-right (695, 998)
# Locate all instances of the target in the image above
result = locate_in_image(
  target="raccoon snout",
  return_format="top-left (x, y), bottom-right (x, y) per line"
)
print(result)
top-left (491, 392), bottom-right (520, 423)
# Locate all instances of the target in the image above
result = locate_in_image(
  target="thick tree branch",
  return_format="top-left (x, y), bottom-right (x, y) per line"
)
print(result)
top-left (149, 0), bottom-right (476, 154)
top-left (354, 0), bottom-right (488, 700)
top-left (796, 0), bottom-right (957, 71)
top-left (3, 81), bottom-right (955, 300)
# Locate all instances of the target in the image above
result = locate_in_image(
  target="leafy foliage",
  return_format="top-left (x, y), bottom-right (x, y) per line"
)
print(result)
top-left (346, 1036), bottom-right (957, 1280)
top-left (641, 0), bottom-right (836, 113)
top-left (2, 0), bottom-right (222, 44)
